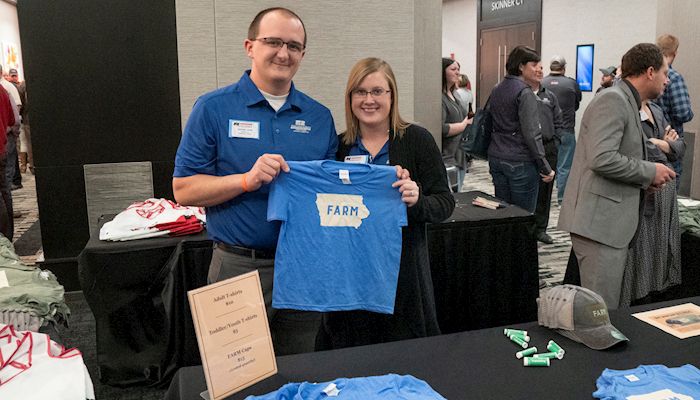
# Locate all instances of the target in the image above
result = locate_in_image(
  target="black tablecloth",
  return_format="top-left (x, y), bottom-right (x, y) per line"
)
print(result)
top-left (78, 192), bottom-right (537, 386)
top-left (165, 296), bottom-right (700, 400)
top-left (679, 232), bottom-right (700, 297)
top-left (428, 191), bottom-right (538, 332)
top-left (78, 218), bottom-right (212, 386)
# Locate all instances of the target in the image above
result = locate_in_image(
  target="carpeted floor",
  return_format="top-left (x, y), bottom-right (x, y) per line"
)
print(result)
top-left (57, 291), bottom-right (167, 400)
top-left (13, 220), bottom-right (42, 256)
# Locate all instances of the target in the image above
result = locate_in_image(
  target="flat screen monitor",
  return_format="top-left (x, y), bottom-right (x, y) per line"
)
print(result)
top-left (576, 44), bottom-right (594, 92)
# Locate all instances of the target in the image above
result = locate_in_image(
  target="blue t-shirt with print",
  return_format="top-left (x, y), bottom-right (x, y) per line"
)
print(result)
top-left (267, 160), bottom-right (407, 313)
top-left (593, 364), bottom-right (700, 399)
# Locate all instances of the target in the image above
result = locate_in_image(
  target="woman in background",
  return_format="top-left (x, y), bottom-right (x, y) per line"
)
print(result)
top-left (455, 73), bottom-right (474, 118)
top-left (620, 99), bottom-right (684, 306)
top-left (487, 46), bottom-right (554, 213)
top-left (441, 58), bottom-right (472, 192)
top-left (317, 57), bottom-right (454, 349)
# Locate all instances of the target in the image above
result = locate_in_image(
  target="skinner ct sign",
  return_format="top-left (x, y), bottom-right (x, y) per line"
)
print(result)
top-left (491, 0), bottom-right (524, 11)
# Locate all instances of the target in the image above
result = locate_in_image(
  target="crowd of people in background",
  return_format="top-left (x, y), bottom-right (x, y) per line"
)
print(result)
top-left (0, 65), bottom-right (32, 241)
top-left (442, 36), bottom-right (690, 311)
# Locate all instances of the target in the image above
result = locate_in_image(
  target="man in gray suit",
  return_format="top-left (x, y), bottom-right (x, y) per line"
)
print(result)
top-left (557, 43), bottom-right (676, 309)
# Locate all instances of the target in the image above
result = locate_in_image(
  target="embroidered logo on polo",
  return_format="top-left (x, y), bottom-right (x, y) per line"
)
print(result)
top-left (290, 120), bottom-right (311, 134)
top-left (315, 193), bottom-right (370, 228)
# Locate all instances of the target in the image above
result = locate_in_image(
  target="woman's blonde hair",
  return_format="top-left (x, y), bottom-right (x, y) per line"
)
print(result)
top-left (343, 57), bottom-right (410, 146)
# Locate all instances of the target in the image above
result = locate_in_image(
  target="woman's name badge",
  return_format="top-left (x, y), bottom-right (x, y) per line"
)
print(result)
top-left (229, 120), bottom-right (260, 139)
top-left (344, 155), bottom-right (369, 164)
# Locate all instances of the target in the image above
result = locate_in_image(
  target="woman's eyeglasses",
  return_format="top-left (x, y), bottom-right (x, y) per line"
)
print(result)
top-left (351, 88), bottom-right (391, 98)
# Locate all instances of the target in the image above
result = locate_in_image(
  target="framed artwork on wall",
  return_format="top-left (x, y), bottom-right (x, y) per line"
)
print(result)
top-left (3, 42), bottom-right (19, 70)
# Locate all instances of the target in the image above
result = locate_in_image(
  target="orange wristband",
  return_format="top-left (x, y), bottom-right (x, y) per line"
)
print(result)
top-left (241, 174), bottom-right (250, 192)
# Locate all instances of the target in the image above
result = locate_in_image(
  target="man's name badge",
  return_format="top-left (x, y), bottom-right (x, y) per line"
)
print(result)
top-left (229, 120), bottom-right (260, 139)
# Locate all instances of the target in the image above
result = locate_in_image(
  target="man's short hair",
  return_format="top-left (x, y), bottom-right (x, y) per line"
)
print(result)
top-left (621, 43), bottom-right (663, 79)
top-left (656, 34), bottom-right (679, 57)
top-left (248, 7), bottom-right (307, 47)
top-left (506, 46), bottom-right (540, 76)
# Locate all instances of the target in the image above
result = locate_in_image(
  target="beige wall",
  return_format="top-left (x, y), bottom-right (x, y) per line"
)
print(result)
top-left (541, 0), bottom-right (659, 132)
top-left (415, 0), bottom-right (444, 140)
top-left (442, 0), bottom-right (477, 103)
top-left (656, 0), bottom-right (700, 198)
top-left (176, 0), bottom-right (443, 143)
top-left (657, 0), bottom-right (700, 134)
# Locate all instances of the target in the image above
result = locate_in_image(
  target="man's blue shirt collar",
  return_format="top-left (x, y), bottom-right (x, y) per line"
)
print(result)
top-left (239, 70), bottom-right (303, 112)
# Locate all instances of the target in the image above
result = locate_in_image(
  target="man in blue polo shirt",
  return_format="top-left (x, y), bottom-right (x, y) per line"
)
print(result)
top-left (173, 7), bottom-right (338, 355)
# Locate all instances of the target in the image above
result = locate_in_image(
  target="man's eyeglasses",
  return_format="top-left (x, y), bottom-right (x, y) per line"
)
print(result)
top-left (254, 37), bottom-right (305, 53)
top-left (351, 88), bottom-right (391, 98)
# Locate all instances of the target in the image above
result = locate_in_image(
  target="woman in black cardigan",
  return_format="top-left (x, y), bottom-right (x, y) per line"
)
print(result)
top-left (316, 57), bottom-right (455, 349)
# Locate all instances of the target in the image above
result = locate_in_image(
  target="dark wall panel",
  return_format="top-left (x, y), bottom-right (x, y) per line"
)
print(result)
top-left (34, 165), bottom-right (89, 258)
top-left (17, 0), bottom-right (181, 264)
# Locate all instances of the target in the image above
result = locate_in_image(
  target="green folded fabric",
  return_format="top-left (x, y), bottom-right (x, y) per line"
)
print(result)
top-left (0, 237), bottom-right (70, 326)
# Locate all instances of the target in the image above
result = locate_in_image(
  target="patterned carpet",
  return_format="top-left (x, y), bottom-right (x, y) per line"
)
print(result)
top-left (462, 159), bottom-right (572, 288)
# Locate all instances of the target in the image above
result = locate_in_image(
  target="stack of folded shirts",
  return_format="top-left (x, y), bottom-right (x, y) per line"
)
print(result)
top-left (678, 197), bottom-right (700, 236)
top-left (0, 324), bottom-right (95, 399)
top-left (0, 237), bottom-right (70, 331)
top-left (99, 198), bottom-right (206, 241)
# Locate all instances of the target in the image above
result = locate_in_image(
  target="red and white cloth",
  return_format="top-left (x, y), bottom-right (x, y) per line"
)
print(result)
top-left (0, 324), bottom-right (95, 399)
top-left (99, 198), bottom-right (206, 241)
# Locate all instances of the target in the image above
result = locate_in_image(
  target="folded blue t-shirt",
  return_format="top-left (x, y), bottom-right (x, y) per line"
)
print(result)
top-left (245, 374), bottom-right (446, 400)
top-left (593, 364), bottom-right (700, 399)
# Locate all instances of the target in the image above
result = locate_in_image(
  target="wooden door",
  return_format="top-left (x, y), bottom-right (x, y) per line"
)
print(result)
top-left (478, 28), bottom-right (504, 109)
top-left (478, 22), bottom-right (537, 108)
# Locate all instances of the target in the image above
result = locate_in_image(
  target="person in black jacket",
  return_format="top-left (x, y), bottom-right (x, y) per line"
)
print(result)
top-left (542, 55), bottom-right (582, 204)
top-left (316, 57), bottom-right (455, 349)
top-left (487, 46), bottom-right (554, 214)
top-left (525, 61), bottom-right (564, 244)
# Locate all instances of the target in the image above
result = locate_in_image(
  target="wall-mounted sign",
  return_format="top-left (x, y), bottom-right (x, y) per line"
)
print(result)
top-left (576, 44), bottom-right (595, 92)
top-left (480, 0), bottom-right (539, 22)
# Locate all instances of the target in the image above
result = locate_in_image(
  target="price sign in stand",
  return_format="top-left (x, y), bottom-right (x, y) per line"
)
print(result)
top-left (188, 270), bottom-right (277, 400)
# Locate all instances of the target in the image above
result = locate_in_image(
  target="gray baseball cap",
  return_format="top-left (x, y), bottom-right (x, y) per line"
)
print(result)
top-left (537, 284), bottom-right (629, 350)
top-left (599, 66), bottom-right (617, 76)
top-left (550, 55), bottom-right (567, 71)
